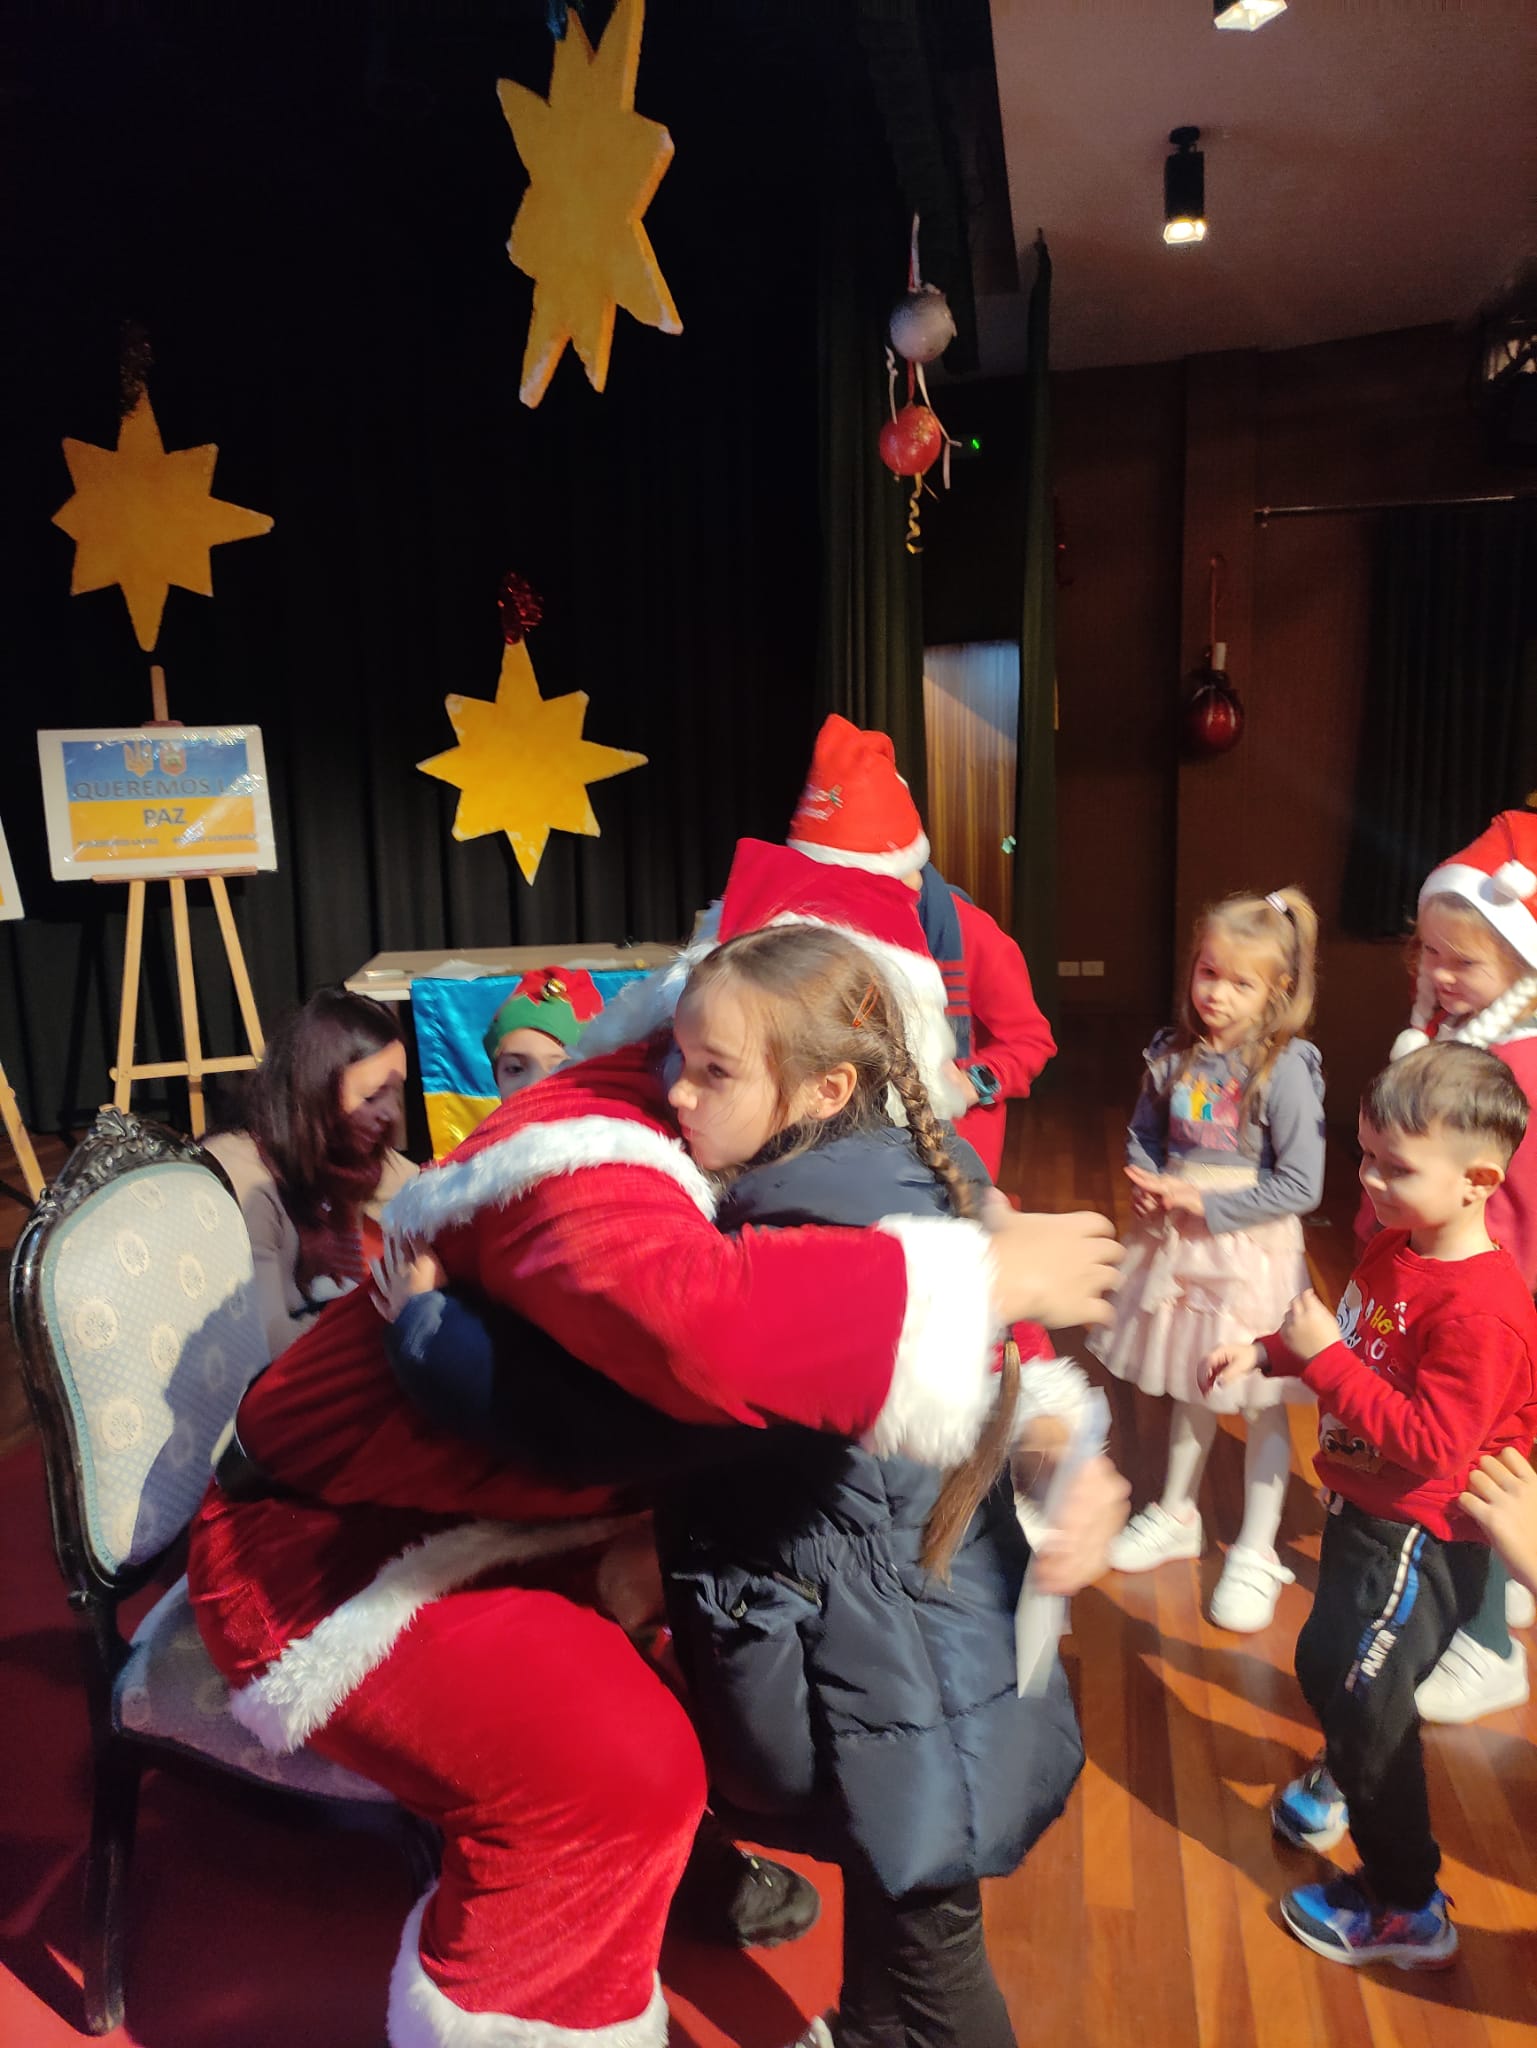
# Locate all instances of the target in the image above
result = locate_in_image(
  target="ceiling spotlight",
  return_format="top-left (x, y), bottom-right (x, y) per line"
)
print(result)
top-left (1163, 127), bottom-right (1207, 245)
top-left (1214, 0), bottom-right (1287, 27)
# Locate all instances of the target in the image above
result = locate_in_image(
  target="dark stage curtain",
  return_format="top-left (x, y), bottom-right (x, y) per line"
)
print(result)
top-left (1010, 241), bottom-right (1058, 1029)
top-left (0, 1), bottom-right (949, 1137)
top-left (1341, 501), bottom-right (1537, 940)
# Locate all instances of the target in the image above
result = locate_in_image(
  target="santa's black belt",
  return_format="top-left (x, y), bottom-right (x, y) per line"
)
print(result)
top-left (213, 1431), bottom-right (298, 1503)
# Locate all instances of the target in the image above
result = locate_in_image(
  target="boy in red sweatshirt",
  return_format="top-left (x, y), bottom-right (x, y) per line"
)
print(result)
top-left (1203, 1042), bottom-right (1537, 1970)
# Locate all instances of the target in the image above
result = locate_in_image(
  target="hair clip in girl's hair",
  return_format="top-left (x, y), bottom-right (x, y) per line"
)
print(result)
top-left (851, 979), bottom-right (880, 1030)
top-left (1265, 891), bottom-right (1290, 917)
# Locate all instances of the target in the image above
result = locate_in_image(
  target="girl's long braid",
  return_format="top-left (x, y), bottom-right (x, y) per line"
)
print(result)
top-left (889, 1041), bottom-right (1021, 1579)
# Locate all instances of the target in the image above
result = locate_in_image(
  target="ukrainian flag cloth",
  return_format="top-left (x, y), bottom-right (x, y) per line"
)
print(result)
top-left (414, 971), bottom-right (649, 1157)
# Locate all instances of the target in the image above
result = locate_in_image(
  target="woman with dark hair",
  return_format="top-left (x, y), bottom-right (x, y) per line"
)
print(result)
top-left (205, 987), bottom-right (416, 1360)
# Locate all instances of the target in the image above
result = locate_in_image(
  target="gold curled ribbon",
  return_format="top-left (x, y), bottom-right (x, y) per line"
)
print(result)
top-left (905, 475), bottom-right (924, 554)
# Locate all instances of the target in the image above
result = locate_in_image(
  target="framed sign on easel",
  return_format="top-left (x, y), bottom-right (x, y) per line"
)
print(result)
top-left (37, 667), bottom-right (277, 1136)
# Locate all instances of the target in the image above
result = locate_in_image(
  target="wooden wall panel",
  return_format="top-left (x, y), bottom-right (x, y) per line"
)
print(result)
top-left (922, 641), bottom-right (1018, 927)
top-left (922, 324), bottom-right (1522, 1075)
top-left (1053, 360), bottom-right (1185, 1026)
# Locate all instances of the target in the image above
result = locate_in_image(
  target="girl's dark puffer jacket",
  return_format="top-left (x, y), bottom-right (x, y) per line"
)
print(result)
top-left (659, 1123), bottom-right (1084, 1898)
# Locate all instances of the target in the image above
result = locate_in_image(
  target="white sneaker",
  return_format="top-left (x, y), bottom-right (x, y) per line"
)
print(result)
top-left (1209, 1544), bottom-right (1296, 1632)
top-left (1108, 1502), bottom-right (1203, 1574)
top-left (1507, 1579), bottom-right (1537, 1631)
top-left (1415, 1632), bottom-right (1529, 1725)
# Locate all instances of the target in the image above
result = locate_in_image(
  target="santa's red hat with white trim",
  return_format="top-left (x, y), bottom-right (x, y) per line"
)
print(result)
top-left (577, 837), bottom-right (964, 1116)
top-left (786, 714), bottom-right (930, 879)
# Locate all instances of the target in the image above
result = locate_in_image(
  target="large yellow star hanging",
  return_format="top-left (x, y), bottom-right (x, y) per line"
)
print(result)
top-left (418, 637), bottom-right (647, 883)
top-left (53, 388), bottom-right (274, 652)
top-left (498, 0), bottom-right (681, 408)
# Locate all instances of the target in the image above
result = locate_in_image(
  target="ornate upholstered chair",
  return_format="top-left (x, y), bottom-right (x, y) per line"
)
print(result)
top-left (9, 1107), bottom-right (432, 2035)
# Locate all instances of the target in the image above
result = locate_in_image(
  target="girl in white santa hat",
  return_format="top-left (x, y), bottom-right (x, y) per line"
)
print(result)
top-left (1090, 887), bottom-right (1327, 1634)
top-left (1370, 810), bottom-right (1537, 1727)
top-left (186, 836), bottom-right (1125, 2048)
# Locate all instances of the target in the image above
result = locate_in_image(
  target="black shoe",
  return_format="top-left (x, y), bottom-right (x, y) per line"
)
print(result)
top-left (669, 1821), bottom-right (821, 1949)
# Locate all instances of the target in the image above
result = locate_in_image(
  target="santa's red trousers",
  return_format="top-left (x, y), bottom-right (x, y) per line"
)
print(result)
top-left (307, 1579), bottom-right (707, 2033)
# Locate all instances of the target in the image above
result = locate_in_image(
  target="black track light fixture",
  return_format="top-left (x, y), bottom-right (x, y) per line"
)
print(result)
top-left (1163, 127), bottom-right (1207, 246)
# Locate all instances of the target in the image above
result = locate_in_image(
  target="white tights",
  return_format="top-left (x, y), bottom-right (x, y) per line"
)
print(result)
top-left (1158, 1398), bottom-right (1294, 1556)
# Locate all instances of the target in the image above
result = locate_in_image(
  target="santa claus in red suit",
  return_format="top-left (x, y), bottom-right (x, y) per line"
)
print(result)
top-left (787, 714), bottom-right (1056, 1182)
top-left (187, 840), bottom-right (1120, 2048)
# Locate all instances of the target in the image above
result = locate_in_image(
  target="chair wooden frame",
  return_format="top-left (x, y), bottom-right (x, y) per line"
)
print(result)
top-left (9, 1106), bottom-right (435, 2035)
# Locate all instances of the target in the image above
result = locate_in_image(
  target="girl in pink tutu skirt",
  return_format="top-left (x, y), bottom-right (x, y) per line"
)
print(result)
top-left (1091, 888), bottom-right (1325, 1632)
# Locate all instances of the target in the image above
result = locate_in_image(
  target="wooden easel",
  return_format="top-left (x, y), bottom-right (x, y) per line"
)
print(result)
top-left (107, 666), bottom-right (265, 1137)
top-left (0, 1060), bottom-right (44, 1201)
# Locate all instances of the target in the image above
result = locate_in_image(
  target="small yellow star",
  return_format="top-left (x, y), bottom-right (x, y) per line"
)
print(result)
top-left (53, 388), bottom-right (274, 652)
top-left (498, 0), bottom-right (681, 408)
top-left (418, 637), bottom-right (647, 883)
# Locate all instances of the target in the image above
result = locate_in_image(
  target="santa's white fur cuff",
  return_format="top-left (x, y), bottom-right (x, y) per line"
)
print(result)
top-left (1011, 1355), bottom-right (1098, 1440)
top-left (389, 1892), bottom-right (669, 2047)
top-left (867, 1215), bottom-right (999, 1465)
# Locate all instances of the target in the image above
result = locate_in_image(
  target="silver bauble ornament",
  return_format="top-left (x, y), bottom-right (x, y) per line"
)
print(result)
top-left (888, 286), bottom-right (956, 365)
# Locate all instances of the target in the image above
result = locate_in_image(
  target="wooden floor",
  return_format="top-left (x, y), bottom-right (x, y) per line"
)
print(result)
top-left (3, 1060), bottom-right (1537, 2045)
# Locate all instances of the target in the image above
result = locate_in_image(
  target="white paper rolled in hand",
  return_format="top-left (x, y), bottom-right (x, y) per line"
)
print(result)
top-left (1014, 1387), bottom-right (1111, 1696)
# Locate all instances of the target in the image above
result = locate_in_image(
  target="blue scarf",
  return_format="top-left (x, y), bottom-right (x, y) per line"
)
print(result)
top-left (916, 863), bottom-right (972, 1063)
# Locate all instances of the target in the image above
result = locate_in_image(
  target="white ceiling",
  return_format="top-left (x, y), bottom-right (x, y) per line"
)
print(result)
top-left (985, 0), bottom-right (1537, 372)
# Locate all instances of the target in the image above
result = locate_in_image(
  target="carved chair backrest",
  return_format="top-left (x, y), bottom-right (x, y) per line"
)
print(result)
top-left (10, 1108), bottom-right (270, 1601)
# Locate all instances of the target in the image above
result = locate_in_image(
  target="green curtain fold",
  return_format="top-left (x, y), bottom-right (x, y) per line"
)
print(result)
top-left (1010, 239), bottom-right (1058, 1028)
top-left (1341, 501), bottom-right (1537, 939)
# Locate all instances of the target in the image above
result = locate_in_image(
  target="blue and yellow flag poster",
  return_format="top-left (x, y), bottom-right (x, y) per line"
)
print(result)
top-left (37, 726), bottom-right (277, 881)
top-left (414, 970), bottom-right (648, 1157)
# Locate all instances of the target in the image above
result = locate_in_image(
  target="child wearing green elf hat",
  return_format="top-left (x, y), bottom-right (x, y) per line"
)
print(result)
top-left (483, 968), bottom-right (605, 1099)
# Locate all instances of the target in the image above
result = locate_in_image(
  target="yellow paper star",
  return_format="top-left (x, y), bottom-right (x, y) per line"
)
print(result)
top-left (53, 388), bottom-right (274, 652)
top-left (418, 637), bottom-right (647, 883)
top-left (498, 0), bottom-right (681, 408)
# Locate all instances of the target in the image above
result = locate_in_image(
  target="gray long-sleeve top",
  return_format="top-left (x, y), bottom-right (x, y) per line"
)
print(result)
top-left (1126, 1030), bottom-right (1326, 1235)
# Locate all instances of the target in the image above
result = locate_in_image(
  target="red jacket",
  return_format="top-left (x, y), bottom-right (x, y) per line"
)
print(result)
top-left (1261, 1228), bottom-right (1537, 1540)
top-left (952, 896), bottom-right (1056, 1182)
top-left (188, 1040), bottom-right (1002, 1754)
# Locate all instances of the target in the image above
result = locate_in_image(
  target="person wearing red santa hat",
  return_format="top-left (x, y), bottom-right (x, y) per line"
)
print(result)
top-left (1359, 809), bottom-right (1537, 1728)
top-left (186, 836), bottom-right (1123, 2048)
top-left (786, 713), bottom-right (1055, 1182)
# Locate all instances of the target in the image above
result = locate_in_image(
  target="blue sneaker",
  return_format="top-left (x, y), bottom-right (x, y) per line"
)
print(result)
top-left (1272, 1754), bottom-right (1349, 1851)
top-left (1280, 1875), bottom-right (1458, 1969)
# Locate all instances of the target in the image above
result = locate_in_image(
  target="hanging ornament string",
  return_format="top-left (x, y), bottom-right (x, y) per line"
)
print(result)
top-left (1208, 553), bottom-right (1221, 656)
top-left (906, 215), bottom-right (958, 485)
top-left (878, 216), bottom-right (961, 551)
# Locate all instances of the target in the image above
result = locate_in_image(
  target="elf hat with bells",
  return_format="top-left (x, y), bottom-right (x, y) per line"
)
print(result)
top-left (483, 968), bottom-right (605, 1064)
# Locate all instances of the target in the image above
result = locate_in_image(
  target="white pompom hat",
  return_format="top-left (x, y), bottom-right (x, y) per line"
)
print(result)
top-left (1391, 809), bottom-right (1537, 1059)
top-left (1421, 809), bottom-right (1537, 969)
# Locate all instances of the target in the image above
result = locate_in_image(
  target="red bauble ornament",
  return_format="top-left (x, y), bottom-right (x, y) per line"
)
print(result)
top-left (878, 404), bottom-right (943, 479)
top-left (1184, 667), bottom-right (1245, 756)
top-left (498, 570), bottom-right (544, 644)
